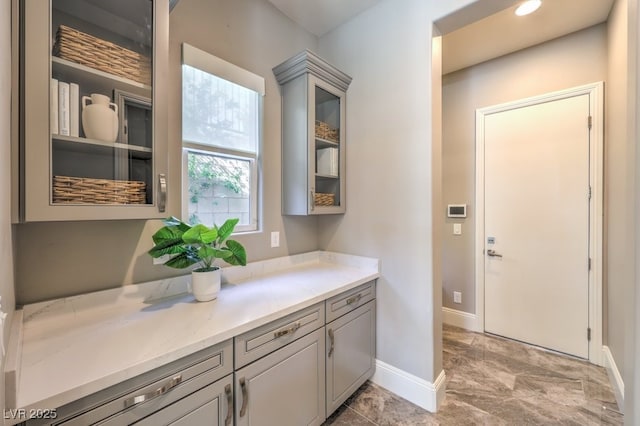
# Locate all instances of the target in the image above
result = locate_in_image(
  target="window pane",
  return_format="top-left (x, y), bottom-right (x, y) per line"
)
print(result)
top-left (186, 150), bottom-right (253, 227)
top-left (182, 65), bottom-right (258, 153)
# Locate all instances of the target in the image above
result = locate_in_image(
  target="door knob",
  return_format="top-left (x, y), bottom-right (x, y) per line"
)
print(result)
top-left (487, 249), bottom-right (503, 258)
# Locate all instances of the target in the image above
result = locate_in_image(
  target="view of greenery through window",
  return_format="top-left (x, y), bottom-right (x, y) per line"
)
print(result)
top-left (182, 64), bottom-right (258, 229)
top-left (186, 151), bottom-right (250, 226)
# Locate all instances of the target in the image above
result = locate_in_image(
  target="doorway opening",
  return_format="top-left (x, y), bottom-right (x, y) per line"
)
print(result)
top-left (435, 1), bottom-right (611, 367)
top-left (476, 83), bottom-right (603, 362)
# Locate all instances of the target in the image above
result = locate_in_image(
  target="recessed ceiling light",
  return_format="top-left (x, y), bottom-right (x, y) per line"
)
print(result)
top-left (515, 0), bottom-right (542, 16)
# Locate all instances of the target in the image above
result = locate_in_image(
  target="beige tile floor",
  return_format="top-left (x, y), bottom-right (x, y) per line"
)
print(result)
top-left (324, 325), bottom-right (623, 425)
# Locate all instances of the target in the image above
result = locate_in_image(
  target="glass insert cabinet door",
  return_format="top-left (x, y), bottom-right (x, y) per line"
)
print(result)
top-left (17, 0), bottom-right (168, 222)
top-left (313, 81), bottom-right (342, 211)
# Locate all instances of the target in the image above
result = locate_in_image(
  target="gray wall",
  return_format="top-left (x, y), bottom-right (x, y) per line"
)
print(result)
top-left (316, 0), bottom-right (476, 385)
top-left (606, 0), bottom-right (630, 384)
top-left (1, 0), bottom-right (16, 417)
top-left (15, 0), bottom-right (320, 305)
top-left (627, 0), bottom-right (640, 419)
top-left (441, 24), bottom-right (608, 313)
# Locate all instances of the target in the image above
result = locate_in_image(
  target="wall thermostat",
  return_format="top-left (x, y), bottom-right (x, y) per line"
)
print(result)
top-left (447, 204), bottom-right (467, 218)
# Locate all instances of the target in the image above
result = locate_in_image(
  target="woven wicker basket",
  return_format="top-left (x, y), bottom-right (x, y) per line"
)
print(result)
top-left (53, 25), bottom-right (152, 86)
top-left (53, 176), bottom-right (146, 205)
top-left (315, 120), bottom-right (339, 143)
top-left (314, 192), bottom-right (335, 207)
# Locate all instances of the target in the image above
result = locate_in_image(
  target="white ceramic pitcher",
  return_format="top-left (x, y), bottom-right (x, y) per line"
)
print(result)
top-left (82, 94), bottom-right (118, 142)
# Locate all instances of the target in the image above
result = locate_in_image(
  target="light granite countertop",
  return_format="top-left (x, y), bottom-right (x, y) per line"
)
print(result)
top-left (5, 251), bottom-right (379, 423)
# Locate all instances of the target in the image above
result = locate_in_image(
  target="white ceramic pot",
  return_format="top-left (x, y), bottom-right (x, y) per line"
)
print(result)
top-left (82, 93), bottom-right (118, 142)
top-left (191, 268), bottom-right (221, 302)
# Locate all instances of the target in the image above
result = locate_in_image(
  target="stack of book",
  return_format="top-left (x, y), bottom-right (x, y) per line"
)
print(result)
top-left (317, 147), bottom-right (339, 177)
top-left (51, 78), bottom-right (79, 137)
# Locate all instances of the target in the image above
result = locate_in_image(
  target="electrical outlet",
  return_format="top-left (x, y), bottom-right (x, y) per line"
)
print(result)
top-left (453, 291), bottom-right (462, 304)
top-left (271, 231), bottom-right (280, 248)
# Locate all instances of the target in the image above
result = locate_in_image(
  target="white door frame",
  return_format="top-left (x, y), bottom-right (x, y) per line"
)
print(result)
top-left (475, 82), bottom-right (604, 365)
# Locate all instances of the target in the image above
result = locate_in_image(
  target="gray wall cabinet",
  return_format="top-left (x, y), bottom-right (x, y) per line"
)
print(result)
top-left (14, 0), bottom-right (169, 222)
top-left (273, 50), bottom-right (352, 215)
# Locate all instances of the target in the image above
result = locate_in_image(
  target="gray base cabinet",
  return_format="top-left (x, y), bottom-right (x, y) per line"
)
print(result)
top-left (132, 375), bottom-right (233, 426)
top-left (22, 282), bottom-right (376, 426)
top-left (324, 282), bottom-right (377, 416)
top-left (234, 328), bottom-right (326, 426)
top-left (326, 301), bottom-right (376, 415)
top-left (26, 340), bottom-right (233, 426)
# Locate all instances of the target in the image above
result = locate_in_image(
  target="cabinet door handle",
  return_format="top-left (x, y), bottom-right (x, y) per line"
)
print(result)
top-left (346, 294), bottom-right (362, 305)
top-left (274, 321), bottom-right (301, 338)
top-left (158, 173), bottom-right (167, 212)
top-left (224, 384), bottom-right (232, 426)
top-left (123, 374), bottom-right (182, 408)
top-left (310, 190), bottom-right (315, 211)
top-left (239, 377), bottom-right (249, 417)
top-left (328, 328), bottom-right (335, 357)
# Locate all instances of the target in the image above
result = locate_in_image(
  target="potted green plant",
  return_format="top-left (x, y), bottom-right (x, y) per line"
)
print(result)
top-left (148, 217), bottom-right (247, 301)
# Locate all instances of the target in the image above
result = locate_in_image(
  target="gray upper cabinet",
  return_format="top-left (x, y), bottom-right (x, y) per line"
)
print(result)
top-left (273, 50), bottom-right (351, 215)
top-left (15, 0), bottom-right (169, 222)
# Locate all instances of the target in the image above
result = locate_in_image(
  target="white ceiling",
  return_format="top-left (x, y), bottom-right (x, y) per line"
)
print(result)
top-left (266, 0), bottom-right (383, 37)
top-left (268, 0), bottom-right (615, 75)
top-left (442, 0), bottom-right (615, 74)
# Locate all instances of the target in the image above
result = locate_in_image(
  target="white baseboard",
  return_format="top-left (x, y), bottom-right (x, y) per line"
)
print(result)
top-left (442, 307), bottom-right (481, 332)
top-left (370, 359), bottom-right (446, 412)
top-left (602, 345), bottom-right (624, 412)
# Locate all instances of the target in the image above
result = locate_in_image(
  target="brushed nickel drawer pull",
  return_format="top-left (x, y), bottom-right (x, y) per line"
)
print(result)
top-left (239, 377), bottom-right (249, 417)
top-left (274, 321), bottom-right (301, 338)
top-left (328, 328), bottom-right (335, 357)
top-left (224, 384), bottom-right (232, 426)
top-left (124, 374), bottom-right (182, 408)
top-left (346, 294), bottom-right (362, 305)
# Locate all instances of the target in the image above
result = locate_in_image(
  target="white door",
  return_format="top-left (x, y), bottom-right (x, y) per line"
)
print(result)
top-left (482, 93), bottom-right (590, 358)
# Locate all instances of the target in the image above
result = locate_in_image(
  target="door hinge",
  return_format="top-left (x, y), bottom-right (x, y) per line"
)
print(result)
top-left (587, 327), bottom-right (591, 341)
top-left (588, 186), bottom-right (592, 200)
top-left (588, 257), bottom-right (592, 270)
top-left (588, 115), bottom-right (592, 130)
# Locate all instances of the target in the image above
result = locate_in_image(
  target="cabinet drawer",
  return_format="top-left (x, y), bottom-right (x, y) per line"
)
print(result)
top-left (127, 374), bottom-right (233, 426)
top-left (35, 340), bottom-right (232, 426)
top-left (325, 281), bottom-right (375, 323)
top-left (234, 302), bottom-right (324, 368)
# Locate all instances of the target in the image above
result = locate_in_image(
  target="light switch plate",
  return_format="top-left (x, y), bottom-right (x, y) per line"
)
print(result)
top-left (271, 231), bottom-right (280, 248)
top-left (453, 223), bottom-right (462, 235)
top-left (453, 291), bottom-right (462, 304)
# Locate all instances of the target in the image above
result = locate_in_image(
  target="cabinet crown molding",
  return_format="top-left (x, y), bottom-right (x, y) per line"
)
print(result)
top-left (273, 49), bottom-right (352, 92)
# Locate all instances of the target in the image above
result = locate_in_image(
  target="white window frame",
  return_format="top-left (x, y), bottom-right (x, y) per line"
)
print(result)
top-left (181, 43), bottom-right (264, 232)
